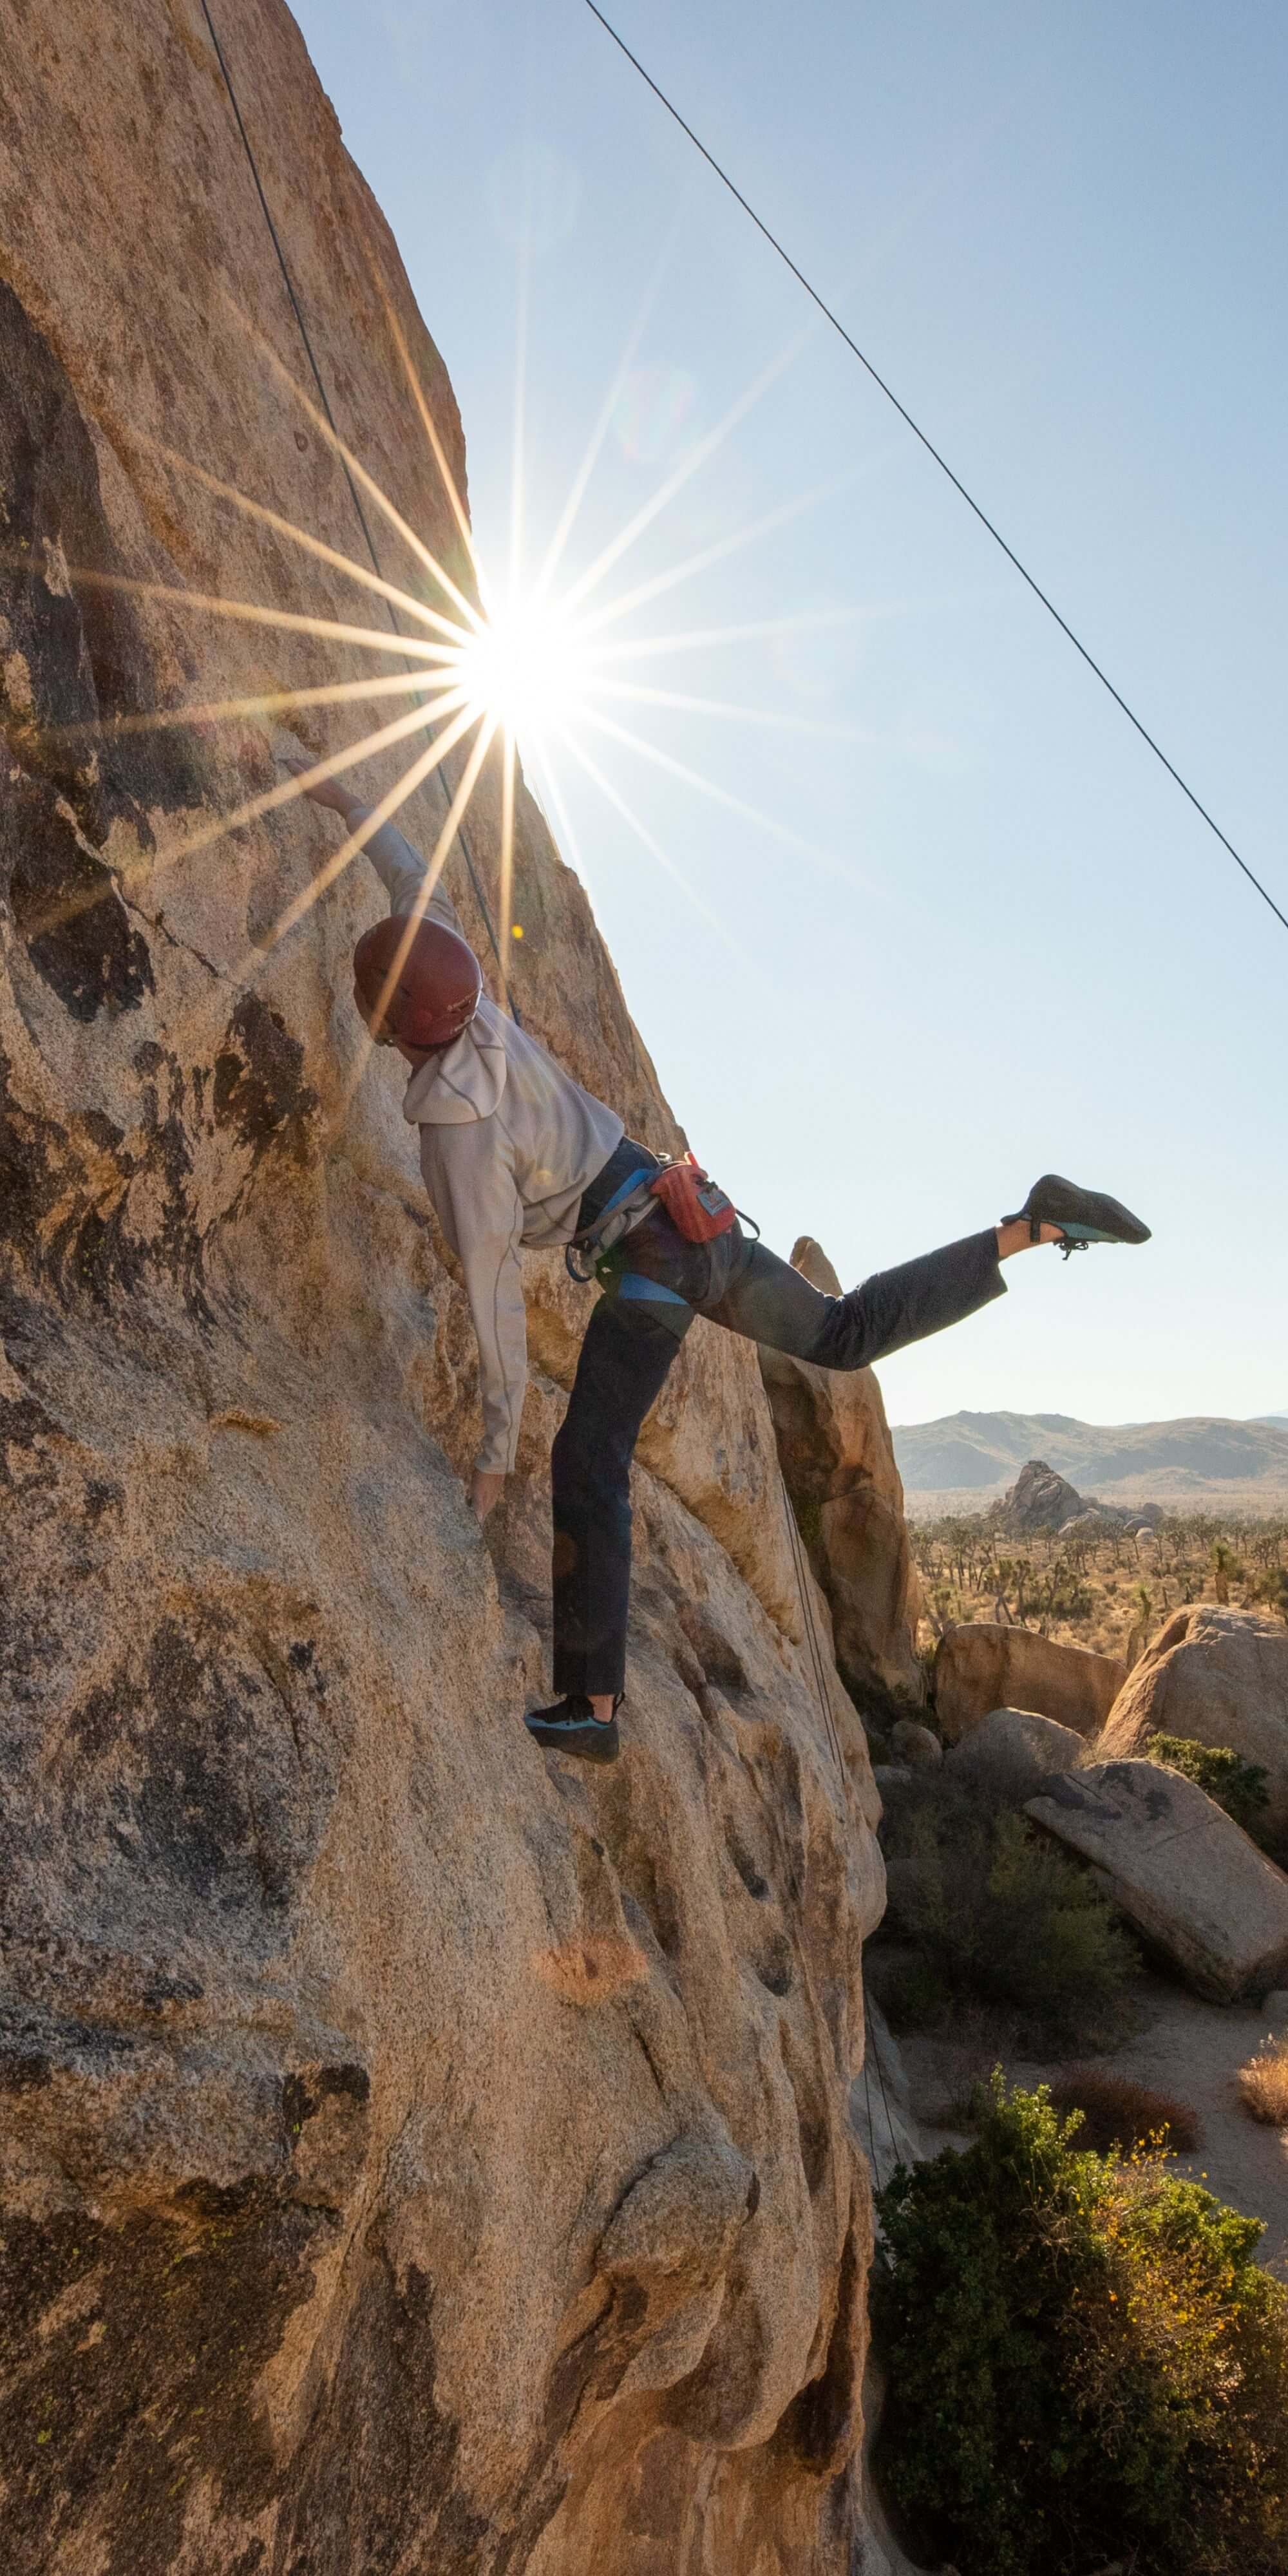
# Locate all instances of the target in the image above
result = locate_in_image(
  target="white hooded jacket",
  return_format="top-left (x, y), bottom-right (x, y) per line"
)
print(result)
top-left (365, 816), bottom-right (623, 1473)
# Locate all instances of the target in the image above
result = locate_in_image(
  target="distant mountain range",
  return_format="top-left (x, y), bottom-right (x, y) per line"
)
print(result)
top-left (892, 1410), bottom-right (1288, 1511)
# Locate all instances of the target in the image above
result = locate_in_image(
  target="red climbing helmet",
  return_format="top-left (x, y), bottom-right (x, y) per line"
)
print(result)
top-left (352, 915), bottom-right (482, 1052)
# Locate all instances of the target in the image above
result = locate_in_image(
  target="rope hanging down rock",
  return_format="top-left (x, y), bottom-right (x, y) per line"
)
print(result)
top-left (196, 0), bottom-right (522, 1018)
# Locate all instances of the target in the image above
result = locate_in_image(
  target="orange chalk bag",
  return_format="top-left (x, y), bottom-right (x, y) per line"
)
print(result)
top-left (649, 1153), bottom-right (737, 1242)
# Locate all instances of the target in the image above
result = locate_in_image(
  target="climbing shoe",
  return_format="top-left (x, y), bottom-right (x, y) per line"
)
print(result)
top-left (524, 1694), bottom-right (623, 1764)
top-left (1003, 1173), bottom-right (1151, 1258)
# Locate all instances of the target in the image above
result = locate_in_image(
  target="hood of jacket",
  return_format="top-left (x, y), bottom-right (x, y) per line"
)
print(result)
top-left (401, 1012), bottom-right (508, 1125)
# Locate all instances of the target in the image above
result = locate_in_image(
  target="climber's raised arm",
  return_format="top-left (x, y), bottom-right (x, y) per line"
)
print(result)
top-left (281, 761), bottom-right (464, 933)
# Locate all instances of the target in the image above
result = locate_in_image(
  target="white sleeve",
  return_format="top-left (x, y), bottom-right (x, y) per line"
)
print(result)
top-left (359, 812), bottom-right (465, 935)
top-left (419, 1120), bottom-right (527, 1475)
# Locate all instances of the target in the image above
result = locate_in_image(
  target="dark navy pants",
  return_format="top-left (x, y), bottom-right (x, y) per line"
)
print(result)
top-left (550, 1139), bottom-right (1007, 1699)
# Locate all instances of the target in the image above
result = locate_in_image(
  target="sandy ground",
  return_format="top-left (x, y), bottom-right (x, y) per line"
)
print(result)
top-left (893, 1974), bottom-right (1288, 2269)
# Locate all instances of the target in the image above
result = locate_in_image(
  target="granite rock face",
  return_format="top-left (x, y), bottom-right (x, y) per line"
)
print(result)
top-left (934, 1623), bottom-right (1126, 1743)
top-left (1097, 1605), bottom-right (1288, 1839)
top-left (759, 1235), bottom-right (925, 1714)
top-left (0, 7), bottom-right (892, 2568)
top-left (1026, 1760), bottom-right (1288, 2002)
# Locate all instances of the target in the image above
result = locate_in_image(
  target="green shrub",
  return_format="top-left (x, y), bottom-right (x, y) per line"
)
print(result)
top-left (875, 2076), bottom-right (1288, 2576)
top-left (878, 1776), bottom-right (1137, 2048)
top-left (1150, 1733), bottom-right (1271, 1842)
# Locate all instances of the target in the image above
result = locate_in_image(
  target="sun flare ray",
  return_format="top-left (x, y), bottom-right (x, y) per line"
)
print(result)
top-left (143, 437), bottom-right (475, 647)
top-left (591, 609), bottom-right (861, 667)
top-left (588, 678), bottom-right (866, 742)
top-left (148, 684), bottom-right (471, 885)
top-left (340, 714), bottom-right (499, 1107)
top-left (576, 703), bottom-right (873, 891)
top-left (573, 466), bottom-right (876, 643)
top-left (66, 565), bottom-right (453, 663)
top-left (366, 254), bottom-right (484, 591)
top-left (557, 321), bottom-right (817, 620)
top-left (46, 666), bottom-right (444, 744)
top-left (507, 241), bottom-right (532, 611)
top-left (533, 198), bottom-right (692, 606)
top-left (498, 727), bottom-right (517, 967)
top-left (75, 271), bottom-right (899, 1049)
top-left (556, 728), bottom-right (766, 981)
top-left (223, 293), bottom-right (486, 633)
top-left (269, 701), bottom-right (486, 954)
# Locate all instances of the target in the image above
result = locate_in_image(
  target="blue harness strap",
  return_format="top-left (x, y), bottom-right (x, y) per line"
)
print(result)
top-left (617, 1272), bottom-right (689, 1305)
top-left (587, 1164), bottom-right (656, 1230)
top-left (615, 1270), bottom-right (693, 1337)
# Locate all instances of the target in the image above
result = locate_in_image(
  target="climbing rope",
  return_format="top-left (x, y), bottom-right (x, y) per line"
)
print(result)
top-left (196, 0), bottom-right (522, 1018)
top-left (582, 1), bottom-right (1288, 943)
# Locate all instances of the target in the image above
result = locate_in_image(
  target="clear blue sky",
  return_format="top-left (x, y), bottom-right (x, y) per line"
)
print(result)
top-left (289, 0), bottom-right (1285, 1428)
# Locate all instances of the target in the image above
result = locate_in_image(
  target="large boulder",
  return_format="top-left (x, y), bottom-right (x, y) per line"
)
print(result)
top-left (999, 1457), bottom-right (1088, 1535)
top-left (934, 1624), bottom-right (1126, 1743)
top-left (1026, 1760), bottom-right (1288, 2002)
top-left (0, 10), bottom-right (887, 2569)
top-left (1097, 1605), bottom-right (1288, 1837)
top-left (946, 1706), bottom-right (1086, 1803)
top-left (759, 1236), bottom-right (925, 1710)
top-left (889, 1718), bottom-right (942, 1772)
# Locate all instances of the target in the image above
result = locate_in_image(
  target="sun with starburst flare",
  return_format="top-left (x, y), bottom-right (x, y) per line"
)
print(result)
top-left (55, 276), bottom-right (864, 1080)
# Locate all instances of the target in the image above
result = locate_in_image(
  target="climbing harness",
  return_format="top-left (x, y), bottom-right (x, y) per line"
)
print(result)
top-left (564, 1162), bottom-right (661, 1283)
top-left (565, 1152), bottom-right (756, 1284)
top-left (195, 0), bottom-right (523, 1019)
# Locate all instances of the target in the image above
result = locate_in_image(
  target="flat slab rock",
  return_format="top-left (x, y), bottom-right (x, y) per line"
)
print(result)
top-left (1027, 1759), bottom-right (1288, 2002)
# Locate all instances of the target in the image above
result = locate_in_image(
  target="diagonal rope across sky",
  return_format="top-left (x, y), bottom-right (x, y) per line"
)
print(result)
top-left (582, 0), bottom-right (1288, 940)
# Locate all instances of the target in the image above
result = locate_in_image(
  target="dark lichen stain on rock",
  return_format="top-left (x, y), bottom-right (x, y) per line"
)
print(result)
top-left (45, 1605), bottom-right (343, 1958)
top-left (0, 278), bottom-right (208, 839)
top-left (276, 2249), bottom-right (491, 2576)
top-left (5, 766), bottom-right (154, 1020)
top-left (0, 2188), bottom-right (336, 2576)
top-left (281, 2060), bottom-right (371, 2139)
top-left (214, 994), bottom-right (317, 1164)
top-left (0, 1041), bottom-right (209, 1314)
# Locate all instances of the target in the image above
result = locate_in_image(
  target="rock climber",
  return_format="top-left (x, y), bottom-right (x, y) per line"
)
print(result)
top-left (290, 767), bottom-right (1150, 1766)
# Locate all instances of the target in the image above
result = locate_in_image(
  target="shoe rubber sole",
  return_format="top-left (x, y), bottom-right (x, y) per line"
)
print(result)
top-left (1003, 1173), bottom-right (1151, 1245)
top-left (524, 1712), bottom-right (621, 1765)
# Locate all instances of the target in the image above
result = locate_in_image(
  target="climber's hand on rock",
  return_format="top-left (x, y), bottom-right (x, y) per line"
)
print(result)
top-left (280, 757), bottom-right (361, 820)
top-left (470, 1469), bottom-right (506, 1522)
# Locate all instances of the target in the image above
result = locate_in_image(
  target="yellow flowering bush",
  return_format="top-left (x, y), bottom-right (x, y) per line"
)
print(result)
top-left (874, 2075), bottom-right (1288, 2575)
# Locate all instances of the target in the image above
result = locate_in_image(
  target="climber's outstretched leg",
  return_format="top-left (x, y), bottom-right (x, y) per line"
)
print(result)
top-left (697, 1173), bottom-right (1150, 1372)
